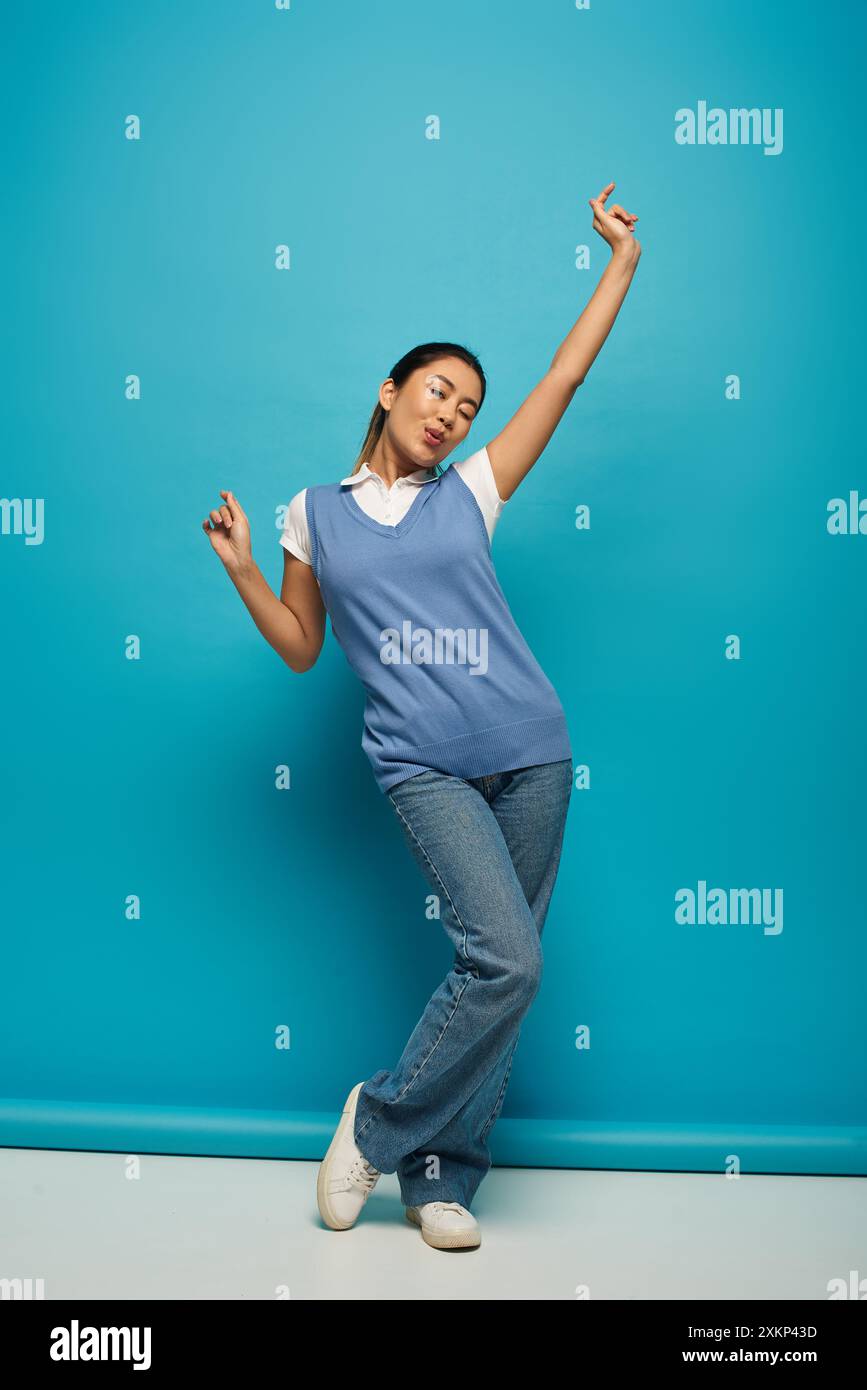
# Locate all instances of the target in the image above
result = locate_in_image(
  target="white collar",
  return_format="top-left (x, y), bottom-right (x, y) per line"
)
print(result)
top-left (339, 460), bottom-right (439, 488)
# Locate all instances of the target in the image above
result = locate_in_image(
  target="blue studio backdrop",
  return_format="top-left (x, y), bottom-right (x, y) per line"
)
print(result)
top-left (2, 0), bottom-right (865, 1176)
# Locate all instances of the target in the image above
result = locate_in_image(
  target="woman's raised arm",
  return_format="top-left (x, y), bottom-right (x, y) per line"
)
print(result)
top-left (486, 180), bottom-right (641, 502)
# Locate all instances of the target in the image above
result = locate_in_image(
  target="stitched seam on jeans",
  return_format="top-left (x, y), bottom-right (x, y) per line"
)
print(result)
top-left (389, 796), bottom-right (476, 968)
top-left (356, 970), bottom-right (474, 1140)
top-left (480, 1047), bottom-right (516, 1143)
top-left (355, 798), bottom-right (478, 1141)
top-left (394, 971), bottom-right (473, 1106)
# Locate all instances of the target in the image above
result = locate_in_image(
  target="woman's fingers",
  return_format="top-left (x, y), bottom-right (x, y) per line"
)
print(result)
top-left (207, 500), bottom-right (241, 527)
top-left (589, 195), bottom-right (620, 220)
top-left (589, 183), bottom-right (639, 225)
top-left (589, 194), bottom-right (639, 236)
top-left (220, 489), bottom-right (246, 522)
top-left (203, 491), bottom-right (247, 543)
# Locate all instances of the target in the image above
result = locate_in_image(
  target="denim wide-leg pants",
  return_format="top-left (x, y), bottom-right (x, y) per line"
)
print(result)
top-left (353, 757), bottom-right (573, 1211)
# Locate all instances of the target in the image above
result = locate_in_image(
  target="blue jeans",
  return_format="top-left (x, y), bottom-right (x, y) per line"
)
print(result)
top-left (353, 757), bottom-right (573, 1210)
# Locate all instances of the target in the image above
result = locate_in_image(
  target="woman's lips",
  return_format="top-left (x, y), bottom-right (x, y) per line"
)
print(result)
top-left (424, 428), bottom-right (441, 447)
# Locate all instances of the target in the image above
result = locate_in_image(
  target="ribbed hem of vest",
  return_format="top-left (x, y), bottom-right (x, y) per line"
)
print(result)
top-left (374, 712), bottom-right (572, 794)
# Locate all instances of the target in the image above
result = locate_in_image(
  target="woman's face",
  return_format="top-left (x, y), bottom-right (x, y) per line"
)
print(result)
top-left (383, 357), bottom-right (483, 468)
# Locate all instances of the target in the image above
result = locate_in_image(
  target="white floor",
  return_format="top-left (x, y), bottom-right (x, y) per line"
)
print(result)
top-left (1, 1147), bottom-right (864, 1300)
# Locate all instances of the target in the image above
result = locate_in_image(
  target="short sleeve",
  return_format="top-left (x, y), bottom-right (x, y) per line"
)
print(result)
top-left (452, 445), bottom-right (507, 543)
top-left (279, 488), bottom-right (313, 565)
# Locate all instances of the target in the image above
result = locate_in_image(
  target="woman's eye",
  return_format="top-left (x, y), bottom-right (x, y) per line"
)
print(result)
top-left (424, 382), bottom-right (473, 419)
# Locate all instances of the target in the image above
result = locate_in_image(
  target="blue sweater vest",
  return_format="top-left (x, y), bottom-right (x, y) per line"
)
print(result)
top-left (305, 461), bottom-right (572, 794)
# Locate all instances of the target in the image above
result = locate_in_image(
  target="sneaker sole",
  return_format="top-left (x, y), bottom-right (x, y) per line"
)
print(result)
top-left (405, 1206), bottom-right (482, 1250)
top-left (317, 1080), bottom-right (368, 1231)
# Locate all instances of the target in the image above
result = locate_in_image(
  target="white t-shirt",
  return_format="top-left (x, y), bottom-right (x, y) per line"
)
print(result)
top-left (279, 445), bottom-right (507, 565)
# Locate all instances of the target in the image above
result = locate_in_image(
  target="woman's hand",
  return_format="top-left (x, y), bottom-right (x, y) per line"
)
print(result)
top-left (202, 489), bottom-right (253, 573)
top-left (588, 181), bottom-right (641, 259)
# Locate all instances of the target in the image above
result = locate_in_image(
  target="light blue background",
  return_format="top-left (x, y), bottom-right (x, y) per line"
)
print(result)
top-left (2, 0), bottom-right (865, 1173)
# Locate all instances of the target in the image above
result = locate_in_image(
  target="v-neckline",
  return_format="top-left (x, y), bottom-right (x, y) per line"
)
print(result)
top-left (339, 471), bottom-right (442, 539)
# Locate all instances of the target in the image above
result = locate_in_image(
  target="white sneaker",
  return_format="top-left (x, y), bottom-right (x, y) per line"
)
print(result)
top-left (405, 1201), bottom-right (481, 1250)
top-left (317, 1081), bottom-right (382, 1230)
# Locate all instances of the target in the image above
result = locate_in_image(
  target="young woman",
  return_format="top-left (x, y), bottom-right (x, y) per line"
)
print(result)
top-left (202, 181), bottom-right (640, 1252)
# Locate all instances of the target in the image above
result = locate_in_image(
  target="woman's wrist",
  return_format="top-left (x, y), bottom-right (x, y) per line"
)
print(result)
top-left (226, 554), bottom-right (257, 585)
top-left (611, 240), bottom-right (641, 270)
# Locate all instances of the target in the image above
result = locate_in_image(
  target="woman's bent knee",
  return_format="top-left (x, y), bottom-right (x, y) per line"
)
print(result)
top-left (494, 942), bottom-right (543, 1010)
